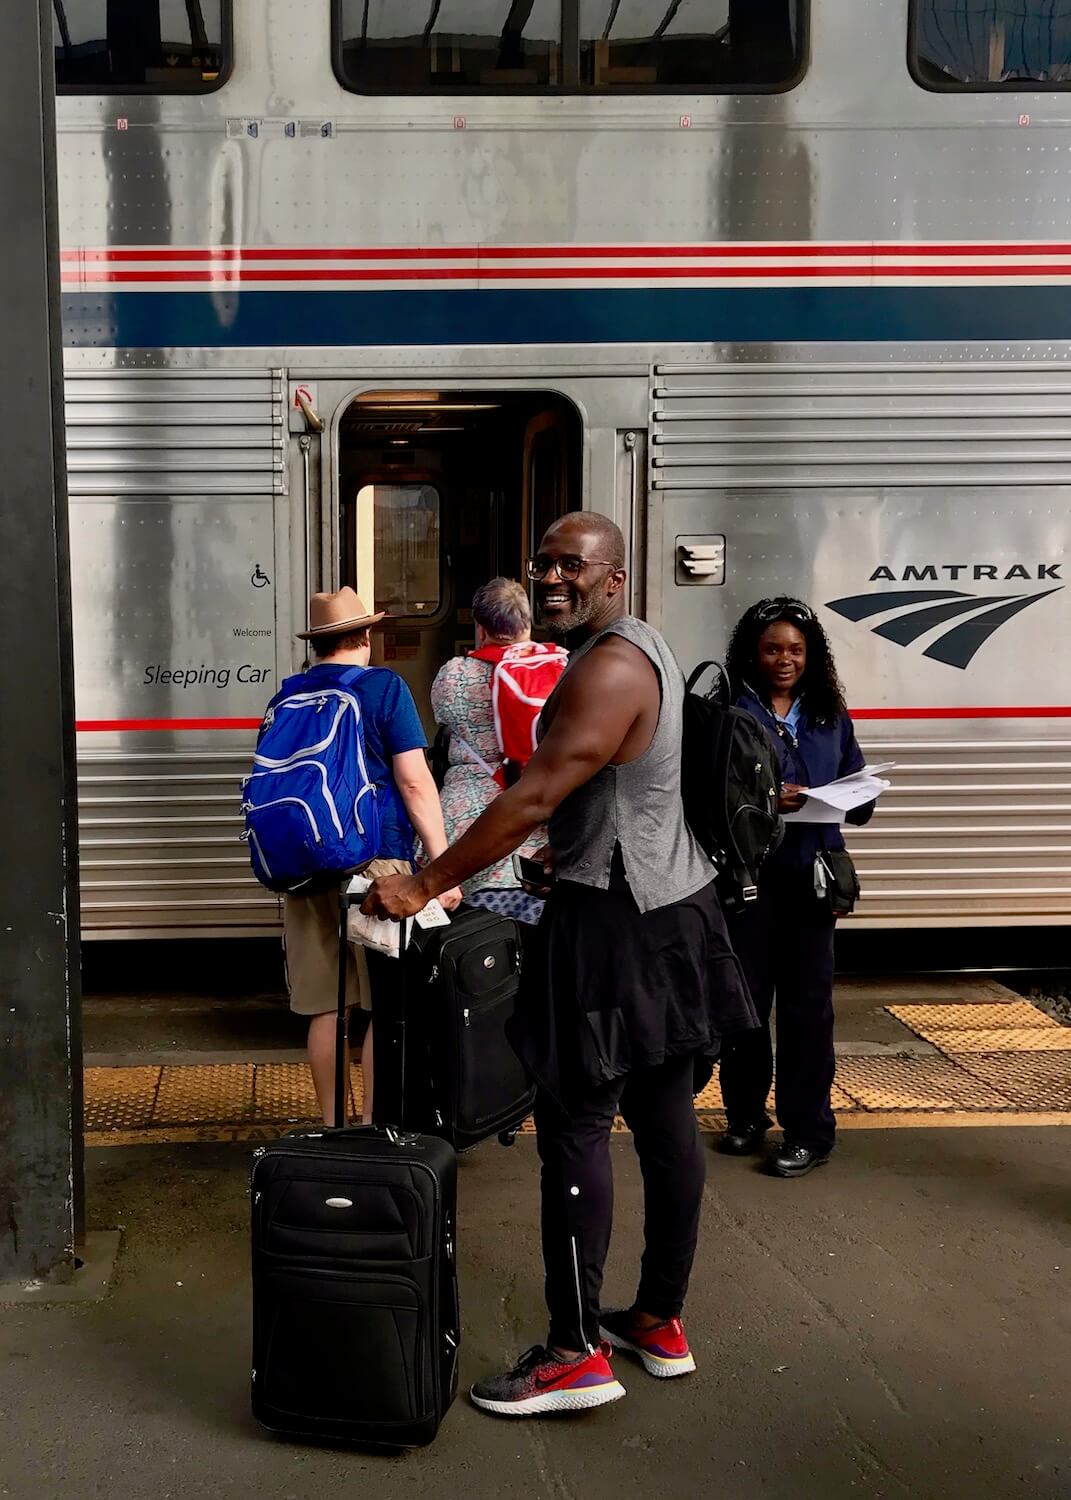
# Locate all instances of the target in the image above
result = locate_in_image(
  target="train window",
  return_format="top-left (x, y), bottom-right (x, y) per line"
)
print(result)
top-left (576, 1), bottom-right (803, 89)
top-left (53, 0), bottom-right (230, 93)
top-left (360, 483), bottom-right (442, 618)
top-left (333, 1), bottom-right (806, 94)
top-left (335, 1), bottom-right (560, 92)
top-left (911, 1), bottom-right (1071, 89)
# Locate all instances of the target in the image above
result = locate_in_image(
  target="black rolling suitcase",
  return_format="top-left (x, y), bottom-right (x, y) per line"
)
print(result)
top-left (250, 898), bottom-right (459, 1449)
top-left (374, 906), bottom-right (536, 1152)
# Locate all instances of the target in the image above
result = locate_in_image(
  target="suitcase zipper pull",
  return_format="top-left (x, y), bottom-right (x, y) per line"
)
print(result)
top-left (463, 1008), bottom-right (470, 1028)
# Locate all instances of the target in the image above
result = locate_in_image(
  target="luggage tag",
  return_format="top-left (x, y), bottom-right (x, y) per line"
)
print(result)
top-left (414, 899), bottom-right (451, 931)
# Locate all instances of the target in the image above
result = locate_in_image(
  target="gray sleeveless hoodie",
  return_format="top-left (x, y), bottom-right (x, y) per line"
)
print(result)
top-left (544, 615), bottom-right (715, 912)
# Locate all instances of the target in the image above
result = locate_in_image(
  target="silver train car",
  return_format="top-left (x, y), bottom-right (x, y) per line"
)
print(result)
top-left (53, 0), bottom-right (1071, 937)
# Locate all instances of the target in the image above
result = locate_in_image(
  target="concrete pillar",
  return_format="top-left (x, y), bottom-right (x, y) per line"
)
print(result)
top-left (0, 0), bottom-right (83, 1283)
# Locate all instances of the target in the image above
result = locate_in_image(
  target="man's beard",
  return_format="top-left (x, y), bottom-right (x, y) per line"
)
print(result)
top-left (536, 587), bottom-right (603, 636)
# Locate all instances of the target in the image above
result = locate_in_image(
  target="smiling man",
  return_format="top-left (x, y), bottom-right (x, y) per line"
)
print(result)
top-left (363, 510), bottom-right (755, 1418)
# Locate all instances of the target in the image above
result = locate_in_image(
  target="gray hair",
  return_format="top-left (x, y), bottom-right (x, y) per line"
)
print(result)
top-left (472, 577), bottom-right (531, 643)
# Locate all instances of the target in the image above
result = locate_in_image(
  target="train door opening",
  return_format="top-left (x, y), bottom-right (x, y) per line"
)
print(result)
top-left (336, 390), bottom-right (582, 728)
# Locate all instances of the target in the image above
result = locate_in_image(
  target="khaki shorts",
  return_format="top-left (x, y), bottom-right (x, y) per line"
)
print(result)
top-left (283, 858), bottom-right (413, 1017)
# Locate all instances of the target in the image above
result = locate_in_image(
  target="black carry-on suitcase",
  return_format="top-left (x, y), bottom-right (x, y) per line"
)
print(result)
top-left (373, 906), bottom-right (536, 1152)
top-left (250, 893), bottom-right (459, 1448)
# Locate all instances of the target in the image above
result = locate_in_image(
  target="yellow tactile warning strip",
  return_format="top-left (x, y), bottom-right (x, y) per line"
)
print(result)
top-left (888, 1002), bottom-right (1055, 1032)
top-left (834, 1056), bottom-right (1012, 1113)
top-left (83, 1067), bottom-right (161, 1132)
top-left (84, 1062), bottom-right (360, 1142)
top-left (83, 1004), bottom-right (1071, 1147)
top-left (888, 1003), bottom-right (1071, 1112)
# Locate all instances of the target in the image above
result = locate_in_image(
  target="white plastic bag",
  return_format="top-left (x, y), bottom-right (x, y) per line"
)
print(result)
top-left (345, 875), bottom-right (450, 957)
top-left (346, 876), bottom-right (405, 956)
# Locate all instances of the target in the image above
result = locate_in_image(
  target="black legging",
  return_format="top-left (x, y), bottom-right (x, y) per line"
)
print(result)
top-left (718, 867), bottom-right (837, 1151)
top-left (534, 1054), bottom-right (705, 1353)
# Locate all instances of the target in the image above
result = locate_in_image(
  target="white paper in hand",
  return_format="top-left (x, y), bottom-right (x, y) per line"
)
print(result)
top-left (782, 764), bottom-right (893, 826)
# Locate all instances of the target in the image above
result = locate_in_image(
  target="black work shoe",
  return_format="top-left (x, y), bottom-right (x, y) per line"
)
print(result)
top-left (767, 1141), bottom-right (833, 1178)
top-left (717, 1118), bottom-right (773, 1156)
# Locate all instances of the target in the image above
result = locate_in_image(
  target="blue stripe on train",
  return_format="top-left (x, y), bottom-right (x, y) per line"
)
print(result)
top-left (60, 286), bottom-right (1071, 348)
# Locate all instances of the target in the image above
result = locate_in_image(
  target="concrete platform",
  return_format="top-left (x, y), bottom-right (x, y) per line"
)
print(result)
top-left (1, 1130), bottom-right (1068, 1499)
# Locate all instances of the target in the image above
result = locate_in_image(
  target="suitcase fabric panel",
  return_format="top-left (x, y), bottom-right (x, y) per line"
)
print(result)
top-left (255, 1268), bottom-right (428, 1427)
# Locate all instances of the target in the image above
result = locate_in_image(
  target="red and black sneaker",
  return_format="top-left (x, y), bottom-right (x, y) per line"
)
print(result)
top-left (469, 1342), bottom-right (626, 1417)
top-left (598, 1310), bottom-right (696, 1378)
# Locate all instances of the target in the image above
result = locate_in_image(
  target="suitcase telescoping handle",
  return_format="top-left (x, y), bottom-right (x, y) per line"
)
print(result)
top-left (336, 887), bottom-right (410, 1131)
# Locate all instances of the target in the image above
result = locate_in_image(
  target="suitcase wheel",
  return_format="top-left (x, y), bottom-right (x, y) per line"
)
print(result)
top-left (498, 1129), bottom-right (519, 1148)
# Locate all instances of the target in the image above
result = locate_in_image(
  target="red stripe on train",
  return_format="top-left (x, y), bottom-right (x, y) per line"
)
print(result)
top-left (57, 263), bottom-right (1071, 284)
top-left (58, 242), bottom-right (1071, 263)
top-left (852, 707), bottom-right (1071, 720)
top-left (76, 717), bottom-right (262, 731)
top-left (74, 708), bottom-right (1071, 731)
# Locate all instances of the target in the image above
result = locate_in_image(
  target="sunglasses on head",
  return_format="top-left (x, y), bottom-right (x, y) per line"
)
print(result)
top-left (755, 599), bottom-right (815, 625)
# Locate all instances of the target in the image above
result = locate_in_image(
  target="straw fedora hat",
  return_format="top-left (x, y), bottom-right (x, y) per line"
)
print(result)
top-left (297, 586), bottom-right (387, 640)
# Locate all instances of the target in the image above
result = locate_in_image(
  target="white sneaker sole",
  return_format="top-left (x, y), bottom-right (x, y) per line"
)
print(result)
top-left (599, 1327), bottom-right (697, 1379)
top-left (470, 1379), bottom-right (626, 1417)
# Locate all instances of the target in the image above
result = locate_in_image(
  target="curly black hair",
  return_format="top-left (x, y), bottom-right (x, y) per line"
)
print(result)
top-left (724, 597), bottom-right (848, 724)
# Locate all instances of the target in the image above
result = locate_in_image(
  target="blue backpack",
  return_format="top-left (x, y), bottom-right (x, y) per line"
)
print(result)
top-left (240, 667), bottom-right (381, 893)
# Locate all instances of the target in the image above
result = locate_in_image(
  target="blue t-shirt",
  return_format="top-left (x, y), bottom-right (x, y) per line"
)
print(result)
top-left (305, 662), bottom-right (427, 861)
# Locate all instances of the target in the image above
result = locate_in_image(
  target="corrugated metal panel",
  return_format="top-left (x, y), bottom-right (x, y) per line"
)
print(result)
top-left (849, 736), bottom-right (1071, 921)
top-left (63, 371), bottom-right (285, 495)
top-left (77, 749), bottom-right (279, 932)
top-left (65, 368), bottom-right (284, 935)
top-left (652, 363), bottom-right (1071, 490)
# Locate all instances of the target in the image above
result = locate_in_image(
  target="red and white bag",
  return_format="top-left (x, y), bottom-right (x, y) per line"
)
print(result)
top-left (468, 641), bottom-right (569, 787)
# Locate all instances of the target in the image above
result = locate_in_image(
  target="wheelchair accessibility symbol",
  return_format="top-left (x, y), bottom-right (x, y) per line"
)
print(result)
top-left (251, 563), bottom-right (271, 589)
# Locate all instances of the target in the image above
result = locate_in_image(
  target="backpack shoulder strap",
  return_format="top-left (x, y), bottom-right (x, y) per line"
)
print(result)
top-left (452, 734), bottom-right (499, 780)
top-left (686, 659), bottom-right (730, 704)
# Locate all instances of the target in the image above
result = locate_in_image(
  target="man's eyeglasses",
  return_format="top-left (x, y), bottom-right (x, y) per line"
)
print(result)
top-left (755, 599), bottom-right (815, 625)
top-left (525, 555), bottom-right (618, 583)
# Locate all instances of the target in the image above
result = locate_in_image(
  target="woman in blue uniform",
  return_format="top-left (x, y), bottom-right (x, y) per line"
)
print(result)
top-left (717, 598), bottom-right (874, 1177)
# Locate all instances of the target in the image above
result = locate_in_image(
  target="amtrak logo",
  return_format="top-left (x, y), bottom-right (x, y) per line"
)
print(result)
top-left (826, 584), bottom-right (1062, 670)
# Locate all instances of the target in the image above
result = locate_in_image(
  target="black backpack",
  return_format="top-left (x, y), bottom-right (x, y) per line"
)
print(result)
top-left (681, 661), bottom-right (784, 913)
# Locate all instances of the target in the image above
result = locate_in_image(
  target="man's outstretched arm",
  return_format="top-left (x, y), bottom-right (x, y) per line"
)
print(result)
top-left (362, 639), bottom-right (650, 919)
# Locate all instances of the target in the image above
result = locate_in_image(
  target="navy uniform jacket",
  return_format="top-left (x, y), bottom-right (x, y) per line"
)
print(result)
top-left (735, 689), bottom-right (874, 873)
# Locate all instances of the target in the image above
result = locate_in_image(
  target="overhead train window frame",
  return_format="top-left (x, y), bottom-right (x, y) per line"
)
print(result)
top-left (332, 1), bottom-right (808, 96)
top-left (54, 0), bottom-right (233, 95)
